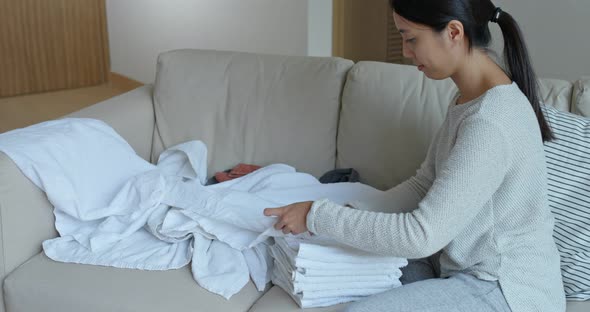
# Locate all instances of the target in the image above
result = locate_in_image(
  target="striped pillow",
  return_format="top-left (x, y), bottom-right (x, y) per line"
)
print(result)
top-left (542, 104), bottom-right (590, 301)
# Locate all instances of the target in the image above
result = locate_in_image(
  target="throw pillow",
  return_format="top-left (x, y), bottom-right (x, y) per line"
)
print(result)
top-left (542, 104), bottom-right (590, 300)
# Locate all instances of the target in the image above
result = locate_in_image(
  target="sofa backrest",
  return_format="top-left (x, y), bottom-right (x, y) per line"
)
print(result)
top-left (151, 49), bottom-right (353, 178)
top-left (336, 62), bottom-right (454, 190)
top-left (337, 61), bottom-right (581, 190)
top-left (573, 76), bottom-right (590, 117)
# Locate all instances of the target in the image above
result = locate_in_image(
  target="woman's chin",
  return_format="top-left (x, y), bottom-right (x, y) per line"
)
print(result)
top-left (423, 70), bottom-right (449, 81)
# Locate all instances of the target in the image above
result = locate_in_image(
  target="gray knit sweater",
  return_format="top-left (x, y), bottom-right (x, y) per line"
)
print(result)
top-left (307, 82), bottom-right (566, 312)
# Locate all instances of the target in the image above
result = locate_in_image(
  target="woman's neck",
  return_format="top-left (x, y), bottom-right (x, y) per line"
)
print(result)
top-left (451, 50), bottom-right (512, 104)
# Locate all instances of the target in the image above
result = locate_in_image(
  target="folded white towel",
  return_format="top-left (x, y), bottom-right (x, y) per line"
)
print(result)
top-left (293, 279), bottom-right (401, 293)
top-left (269, 238), bottom-right (404, 308)
top-left (271, 267), bottom-right (363, 308)
top-left (292, 270), bottom-right (402, 284)
top-left (272, 258), bottom-right (394, 308)
top-left (275, 238), bottom-right (407, 271)
top-left (271, 239), bottom-right (404, 278)
top-left (286, 236), bottom-right (408, 265)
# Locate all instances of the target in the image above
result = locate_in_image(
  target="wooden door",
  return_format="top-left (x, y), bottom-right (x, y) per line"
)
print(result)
top-left (333, 0), bottom-right (410, 64)
top-left (0, 0), bottom-right (110, 97)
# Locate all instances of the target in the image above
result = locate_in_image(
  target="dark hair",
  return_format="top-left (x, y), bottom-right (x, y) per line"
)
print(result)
top-left (389, 0), bottom-right (554, 142)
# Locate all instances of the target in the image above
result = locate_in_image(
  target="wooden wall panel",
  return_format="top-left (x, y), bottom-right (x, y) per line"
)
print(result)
top-left (333, 0), bottom-right (410, 65)
top-left (333, 0), bottom-right (389, 62)
top-left (0, 0), bottom-right (109, 97)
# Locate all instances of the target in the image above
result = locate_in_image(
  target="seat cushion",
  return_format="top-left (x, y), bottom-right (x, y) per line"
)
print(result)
top-left (567, 300), bottom-right (590, 312)
top-left (152, 49), bottom-right (353, 178)
top-left (247, 286), bottom-right (348, 312)
top-left (4, 253), bottom-right (265, 312)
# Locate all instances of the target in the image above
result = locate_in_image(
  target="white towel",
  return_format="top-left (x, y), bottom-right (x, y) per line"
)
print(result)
top-left (243, 240), bottom-right (273, 291)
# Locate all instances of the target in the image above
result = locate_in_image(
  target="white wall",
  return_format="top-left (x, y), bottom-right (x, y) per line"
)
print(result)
top-left (491, 0), bottom-right (590, 81)
top-left (307, 0), bottom-right (332, 57)
top-left (106, 0), bottom-right (309, 83)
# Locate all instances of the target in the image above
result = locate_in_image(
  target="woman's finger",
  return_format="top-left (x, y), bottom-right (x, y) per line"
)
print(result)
top-left (274, 219), bottom-right (286, 230)
top-left (264, 207), bottom-right (284, 217)
top-left (282, 226), bottom-right (291, 234)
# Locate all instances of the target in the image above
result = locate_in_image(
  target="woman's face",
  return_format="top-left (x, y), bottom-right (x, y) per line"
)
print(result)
top-left (392, 12), bottom-right (464, 80)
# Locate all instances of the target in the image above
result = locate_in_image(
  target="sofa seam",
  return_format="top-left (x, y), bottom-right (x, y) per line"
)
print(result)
top-left (570, 81), bottom-right (578, 113)
top-left (246, 282), bottom-right (277, 312)
top-left (333, 63), bottom-right (355, 170)
top-left (148, 84), bottom-right (157, 164)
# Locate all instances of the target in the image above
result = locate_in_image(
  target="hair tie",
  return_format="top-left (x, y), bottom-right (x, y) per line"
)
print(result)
top-left (490, 7), bottom-right (502, 23)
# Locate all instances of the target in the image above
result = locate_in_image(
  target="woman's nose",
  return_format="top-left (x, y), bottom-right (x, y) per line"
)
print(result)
top-left (402, 43), bottom-right (414, 59)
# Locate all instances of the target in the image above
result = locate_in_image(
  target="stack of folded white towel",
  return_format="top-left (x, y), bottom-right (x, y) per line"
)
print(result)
top-left (270, 235), bottom-right (408, 308)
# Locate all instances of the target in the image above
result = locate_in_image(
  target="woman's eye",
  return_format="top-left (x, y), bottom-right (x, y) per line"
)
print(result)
top-left (405, 38), bottom-right (416, 43)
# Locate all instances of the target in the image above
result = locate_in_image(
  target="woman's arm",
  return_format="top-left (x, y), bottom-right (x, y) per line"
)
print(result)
top-left (307, 118), bottom-right (509, 259)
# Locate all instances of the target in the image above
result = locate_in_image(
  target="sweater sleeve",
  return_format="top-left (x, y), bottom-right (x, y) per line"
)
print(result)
top-left (306, 118), bottom-right (509, 259)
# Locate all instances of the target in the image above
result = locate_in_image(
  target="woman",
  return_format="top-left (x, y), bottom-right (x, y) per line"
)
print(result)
top-left (263, 0), bottom-right (566, 311)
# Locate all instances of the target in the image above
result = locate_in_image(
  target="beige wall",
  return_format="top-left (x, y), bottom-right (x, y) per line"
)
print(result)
top-left (491, 0), bottom-right (590, 81)
top-left (106, 0), bottom-right (309, 83)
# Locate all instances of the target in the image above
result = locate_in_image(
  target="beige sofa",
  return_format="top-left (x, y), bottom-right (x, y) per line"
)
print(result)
top-left (0, 49), bottom-right (588, 312)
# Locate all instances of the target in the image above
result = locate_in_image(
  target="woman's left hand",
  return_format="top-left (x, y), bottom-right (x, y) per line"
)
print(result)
top-left (263, 201), bottom-right (313, 235)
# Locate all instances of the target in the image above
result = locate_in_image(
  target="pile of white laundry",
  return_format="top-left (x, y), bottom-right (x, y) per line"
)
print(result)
top-left (270, 235), bottom-right (407, 308)
top-left (0, 118), bottom-right (407, 303)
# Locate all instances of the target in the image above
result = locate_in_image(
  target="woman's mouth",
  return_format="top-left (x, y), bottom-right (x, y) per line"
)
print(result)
top-left (418, 65), bottom-right (425, 71)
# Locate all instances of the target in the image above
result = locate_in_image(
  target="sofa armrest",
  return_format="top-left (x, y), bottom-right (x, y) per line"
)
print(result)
top-left (0, 85), bottom-right (155, 276)
top-left (66, 85), bottom-right (155, 162)
top-left (0, 152), bottom-right (58, 304)
top-left (0, 85), bottom-right (155, 311)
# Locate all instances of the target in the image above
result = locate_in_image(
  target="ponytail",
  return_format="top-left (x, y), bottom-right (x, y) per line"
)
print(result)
top-left (494, 10), bottom-right (554, 141)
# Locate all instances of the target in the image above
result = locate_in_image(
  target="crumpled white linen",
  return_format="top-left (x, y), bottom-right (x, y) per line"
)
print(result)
top-left (0, 118), bottom-right (397, 301)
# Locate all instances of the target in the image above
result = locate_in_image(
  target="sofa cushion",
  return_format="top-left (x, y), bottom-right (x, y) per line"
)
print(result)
top-left (336, 61), bottom-right (456, 190)
top-left (542, 105), bottom-right (590, 300)
top-left (152, 49), bottom-right (353, 178)
top-left (0, 153), bottom-right (58, 312)
top-left (3, 252), bottom-right (265, 312)
top-left (538, 78), bottom-right (573, 112)
top-left (568, 301), bottom-right (590, 312)
top-left (247, 286), bottom-right (348, 312)
top-left (337, 61), bottom-right (576, 190)
top-left (573, 76), bottom-right (590, 117)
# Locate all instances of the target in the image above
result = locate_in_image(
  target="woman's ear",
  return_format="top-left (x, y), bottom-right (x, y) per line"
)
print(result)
top-left (446, 20), bottom-right (465, 44)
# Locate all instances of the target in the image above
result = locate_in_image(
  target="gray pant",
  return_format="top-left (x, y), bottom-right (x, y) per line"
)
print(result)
top-left (342, 255), bottom-right (512, 312)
